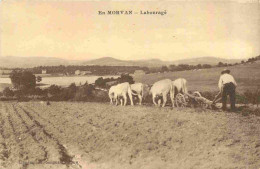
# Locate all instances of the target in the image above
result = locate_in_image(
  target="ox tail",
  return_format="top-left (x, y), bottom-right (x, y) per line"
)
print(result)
top-left (170, 83), bottom-right (174, 97)
top-left (170, 83), bottom-right (175, 107)
top-left (128, 87), bottom-right (133, 97)
top-left (129, 85), bottom-right (138, 96)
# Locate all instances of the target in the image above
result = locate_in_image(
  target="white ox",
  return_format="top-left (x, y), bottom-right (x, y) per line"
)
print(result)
top-left (149, 79), bottom-right (174, 107)
top-left (108, 82), bottom-right (134, 106)
top-left (130, 83), bottom-right (147, 105)
top-left (172, 78), bottom-right (188, 107)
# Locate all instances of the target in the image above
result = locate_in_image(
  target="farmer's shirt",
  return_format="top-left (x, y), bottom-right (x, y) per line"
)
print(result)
top-left (218, 74), bottom-right (237, 90)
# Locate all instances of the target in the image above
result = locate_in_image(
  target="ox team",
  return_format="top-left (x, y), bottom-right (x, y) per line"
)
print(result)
top-left (109, 69), bottom-right (237, 111)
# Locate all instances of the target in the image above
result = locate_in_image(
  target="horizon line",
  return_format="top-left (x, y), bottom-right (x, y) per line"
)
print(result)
top-left (0, 55), bottom-right (253, 62)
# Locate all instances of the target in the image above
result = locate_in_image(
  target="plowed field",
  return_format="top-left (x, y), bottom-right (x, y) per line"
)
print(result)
top-left (0, 101), bottom-right (260, 169)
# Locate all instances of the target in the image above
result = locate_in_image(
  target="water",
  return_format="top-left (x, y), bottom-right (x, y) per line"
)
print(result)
top-left (0, 75), bottom-right (118, 88)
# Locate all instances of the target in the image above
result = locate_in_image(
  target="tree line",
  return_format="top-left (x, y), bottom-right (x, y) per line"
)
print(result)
top-left (26, 65), bottom-right (149, 75)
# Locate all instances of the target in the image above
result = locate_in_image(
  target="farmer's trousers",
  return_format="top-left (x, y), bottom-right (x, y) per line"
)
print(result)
top-left (222, 82), bottom-right (236, 110)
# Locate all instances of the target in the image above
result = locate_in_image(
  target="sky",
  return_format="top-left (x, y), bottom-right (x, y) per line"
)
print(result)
top-left (0, 0), bottom-right (259, 61)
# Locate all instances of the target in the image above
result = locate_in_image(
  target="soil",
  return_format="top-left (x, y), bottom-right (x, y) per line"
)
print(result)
top-left (0, 101), bottom-right (259, 169)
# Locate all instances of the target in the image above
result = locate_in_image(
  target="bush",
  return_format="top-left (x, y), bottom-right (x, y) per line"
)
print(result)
top-left (3, 87), bottom-right (14, 97)
top-left (46, 82), bottom-right (98, 101)
top-left (95, 77), bottom-right (106, 88)
top-left (13, 89), bottom-right (23, 98)
top-left (91, 90), bottom-right (110, 102)
top-left (74, 83), bottom-right (95, 101)
top-left (94, 74), bottom-right (134, 88)
top-left (118, 74), bottom-right (134, 84)
top-left (34, 88), bottom-right (46, 96)
top-left (67, 83), bottom-right (77, 98)
top-left (48, 85), bottom-right (61, 96)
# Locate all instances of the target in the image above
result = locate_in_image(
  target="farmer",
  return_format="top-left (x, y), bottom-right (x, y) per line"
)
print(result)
top-left (212, 69), bottom-right (237, 111)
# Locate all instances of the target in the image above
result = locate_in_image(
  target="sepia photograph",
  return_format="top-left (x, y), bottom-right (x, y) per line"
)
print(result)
top-left (0, 0), bottom-right (259, 168)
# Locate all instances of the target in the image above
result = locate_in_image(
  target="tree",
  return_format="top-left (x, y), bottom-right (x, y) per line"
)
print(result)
top-left (202, 64), bottom-right (212, 69)
top-left (217, 62), bottom-right (224, 67)
top-left (196, 64), bottom-right (202, 69)
top-left (9, 70), bottom-right (21, 89)
top-left (161, 66), bottom-right (169, 72)
top-left (9, 71), bottom-right (36, 90)
top-left (178, 64), bottom-right (190, 71)
top-left (169, 64), bottom-right (177, 71)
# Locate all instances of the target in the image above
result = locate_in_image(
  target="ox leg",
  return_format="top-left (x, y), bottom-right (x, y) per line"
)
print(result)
top-left (120, 98), bottom-right (123, 106)
top-left (158, 99), bottom-right (161, 107)
top-left (110, 98), bottom-right (114, 105)
top-left (123, 93), bottom-right (127, 106)
top-left (115, 95), bottom-right (118, 106)
top-left (152, 94), bottom-right (157, 106)
top-left (129, 95), bottom-right (134, 106)
top-left (138, 95), bottom-right (142, 105)
top-left (128, 88), bottom-right (134, 106)
top-left (162, 93), bottom-right (167, 107)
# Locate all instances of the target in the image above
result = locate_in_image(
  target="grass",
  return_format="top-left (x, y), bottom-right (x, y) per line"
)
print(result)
top-left (133, 61), bottom-right (260, 93)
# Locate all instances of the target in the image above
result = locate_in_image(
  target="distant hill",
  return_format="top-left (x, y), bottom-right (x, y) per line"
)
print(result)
top-left (83, 56), bottom-right (242, 67)
top-left (173, 57), bottom-right (242, 65)
top-left (0, 56), bottom-right (242, 68)
top-left (82, 57), bottom-right (167, 67)
top-left (83, 57), bottom-right (130, 66)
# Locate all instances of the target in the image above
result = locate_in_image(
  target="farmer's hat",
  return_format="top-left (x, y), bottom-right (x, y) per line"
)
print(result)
top-left (221, 69), bottom-right (230, 74)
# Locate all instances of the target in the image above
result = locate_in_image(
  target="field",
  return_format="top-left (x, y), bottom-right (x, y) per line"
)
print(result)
top-left (134, 61), bottom-right (260, 93)
top-left (0, 101), bottom-right (260, 169)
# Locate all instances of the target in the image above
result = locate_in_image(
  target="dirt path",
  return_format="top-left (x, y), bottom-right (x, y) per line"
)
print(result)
top-left (1, 101), bottom-right (260, 169)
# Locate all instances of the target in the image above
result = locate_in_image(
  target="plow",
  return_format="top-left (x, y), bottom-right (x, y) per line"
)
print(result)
top-left (174, 91), bottom-right (221, 109)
